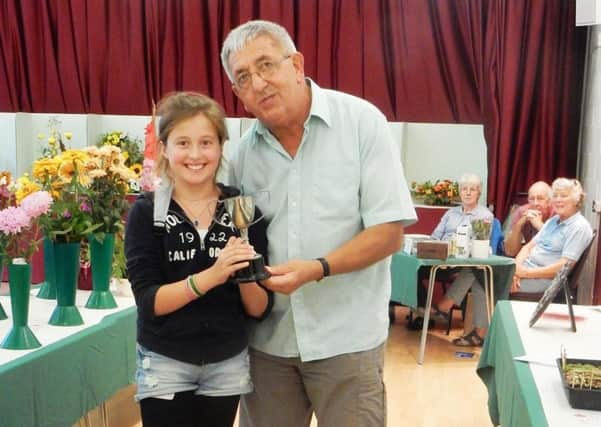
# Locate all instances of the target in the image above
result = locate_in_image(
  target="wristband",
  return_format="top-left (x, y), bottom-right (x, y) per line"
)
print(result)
top-left (187, 275), bottom-right (204, 298)
top-left (316, 257), bottom-right (330, 281)
top-left (184, 279), bottom-right (198, 301)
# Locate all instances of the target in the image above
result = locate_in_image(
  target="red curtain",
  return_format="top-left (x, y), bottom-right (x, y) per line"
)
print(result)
top-left (0, 0), bottom-right (586, 218)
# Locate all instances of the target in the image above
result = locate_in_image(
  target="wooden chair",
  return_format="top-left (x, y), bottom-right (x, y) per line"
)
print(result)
top-left (510, 230), bottom-right (597, 303)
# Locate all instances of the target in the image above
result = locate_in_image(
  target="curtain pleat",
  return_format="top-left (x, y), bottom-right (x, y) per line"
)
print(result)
top-left (0, 0), bottom-right (587, 218)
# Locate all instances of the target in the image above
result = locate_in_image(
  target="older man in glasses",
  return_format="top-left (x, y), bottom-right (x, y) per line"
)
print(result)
top-left (221, 20), bottom-right (416, 427)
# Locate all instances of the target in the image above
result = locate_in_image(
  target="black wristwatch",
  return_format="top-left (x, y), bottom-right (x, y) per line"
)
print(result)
top-left (316, 257), bottom-right (330, 281)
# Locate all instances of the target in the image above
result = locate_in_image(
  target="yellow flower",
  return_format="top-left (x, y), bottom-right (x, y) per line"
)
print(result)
top-left (48, 137), bottom-right (56, 144)
top-left (15, 175), bottom-right (41, 203)
top-left (37, 133), bottom-right (45, 140)
top-left (32, 157), bottom-right (61, 181)
top-left (64, 132), bottom-right (73, 140)
top-left (129, 163), bottom-right (143, 176)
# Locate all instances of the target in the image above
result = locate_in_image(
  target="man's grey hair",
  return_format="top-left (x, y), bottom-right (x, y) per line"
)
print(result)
top-left (458, 173), bottom-right (482, 192)
top-left (220, 20), bottom-right (297, 82)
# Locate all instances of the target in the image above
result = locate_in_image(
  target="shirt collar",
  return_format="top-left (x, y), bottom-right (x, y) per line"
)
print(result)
top-left (553, 211), bottom-right (581, 227)
top-left (252, 78), bottom-right (332, 141)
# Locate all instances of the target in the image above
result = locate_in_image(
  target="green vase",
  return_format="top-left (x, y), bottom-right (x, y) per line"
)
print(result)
top-left (36, 236), bottom-right (57, 299)
top-left (85, 233), bottom-right (117, 309)
top-left (0, 256), bottom-right (7, 320)
top-left (49, 241), bottom-right (84, 326)
top-left (1, 263), bottom-right (42, 349)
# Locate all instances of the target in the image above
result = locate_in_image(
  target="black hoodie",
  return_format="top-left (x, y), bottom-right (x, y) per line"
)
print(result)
top-left (125, 183), bottom-right (272, 365)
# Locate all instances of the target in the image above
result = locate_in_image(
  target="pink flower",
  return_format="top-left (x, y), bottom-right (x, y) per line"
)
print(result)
top-left (80, 201), bottom-right (91, 212)
top-left (20, 190), bottom-right (53, 218)
top-left (0, 206), bottom-right (30, 235)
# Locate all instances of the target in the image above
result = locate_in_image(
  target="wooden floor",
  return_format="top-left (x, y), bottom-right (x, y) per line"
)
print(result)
top-left (125, 305), bottom-right (492, 427)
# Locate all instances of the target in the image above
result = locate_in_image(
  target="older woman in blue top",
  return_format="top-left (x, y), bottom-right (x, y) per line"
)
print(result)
top-left (512, 178), bottom-right (593, 293)
top-left (415, 174), bottom-right (493, 332)
top-left (431, 173), bottom-right (493, 240)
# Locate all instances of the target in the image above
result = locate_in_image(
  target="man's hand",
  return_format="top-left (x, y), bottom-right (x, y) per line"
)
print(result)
top-left (525, 209), bottom-right (544, 230)
top-left (260, 259), bottom-right (323, 295)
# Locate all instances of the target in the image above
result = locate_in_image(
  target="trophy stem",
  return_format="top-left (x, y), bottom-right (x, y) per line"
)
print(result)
top-left (240, 228), bottom-right (249, 242)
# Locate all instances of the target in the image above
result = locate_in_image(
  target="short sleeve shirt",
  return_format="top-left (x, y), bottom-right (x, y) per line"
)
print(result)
top-left (227, 80), bottom-right (416, 361)
top-left (525, 212), bottom-right (593, 268)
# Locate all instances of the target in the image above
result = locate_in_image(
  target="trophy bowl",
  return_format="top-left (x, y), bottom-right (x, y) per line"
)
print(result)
top-left (222, 195), bottom-right (271, 284)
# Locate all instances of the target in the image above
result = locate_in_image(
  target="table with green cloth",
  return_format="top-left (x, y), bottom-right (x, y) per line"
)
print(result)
top-left (477, 300), bottom-right (601, 427)
top-left (0, 290), bottom-right (137, 427)
top-left (390, 251), bottom-right (515, 364)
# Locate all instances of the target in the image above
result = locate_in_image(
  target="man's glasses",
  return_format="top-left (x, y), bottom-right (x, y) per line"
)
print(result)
top-left (234, 56), bottom-right (291, 90)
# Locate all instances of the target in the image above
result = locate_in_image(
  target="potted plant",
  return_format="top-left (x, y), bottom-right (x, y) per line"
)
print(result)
top-left (470, 218), bottom-right (492, 258)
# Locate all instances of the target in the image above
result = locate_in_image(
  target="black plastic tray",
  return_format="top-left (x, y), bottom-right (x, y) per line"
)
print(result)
top-left (556, 358), bottom-right (601, 411)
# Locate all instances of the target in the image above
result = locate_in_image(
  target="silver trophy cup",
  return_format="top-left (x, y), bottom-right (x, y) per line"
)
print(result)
top-left (222, 195), bottom-right (270, 283)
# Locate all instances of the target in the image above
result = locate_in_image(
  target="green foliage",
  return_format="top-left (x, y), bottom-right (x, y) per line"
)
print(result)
top-left (111, 230), bottom-right (128, 279)
top-left (41, 184), bottom-right (101, 243)
top-left (471, 219), bottom-right (492, 240)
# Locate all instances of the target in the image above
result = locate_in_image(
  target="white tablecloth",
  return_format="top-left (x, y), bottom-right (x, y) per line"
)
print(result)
top-left (0, 286), bottom-right (136, 366)
top-left (511, 301), bottom-right (601, 426)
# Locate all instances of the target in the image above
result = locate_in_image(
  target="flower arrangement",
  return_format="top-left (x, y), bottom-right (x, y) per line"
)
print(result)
top-left (83, 145), bottom-right (137, 234)
top-left (37, 117), bottom-right (73, 158)
top-left (0, 189), bottom-right (53, 262)
top-left (471, 218), bottom-right (492, 240)
top-left (411, 179), bottom-right (460, 206)
top-left (32, 149), bottom-right (101, 242)
top-left (97, 131), bottom-right (144, 191)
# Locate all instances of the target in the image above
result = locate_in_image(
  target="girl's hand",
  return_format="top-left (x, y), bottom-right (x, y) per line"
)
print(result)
top-left (209, 237), bottom-right (255, 284)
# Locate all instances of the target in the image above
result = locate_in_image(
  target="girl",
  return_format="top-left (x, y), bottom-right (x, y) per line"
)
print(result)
top-left (125, 92), bottom-right (273, 427)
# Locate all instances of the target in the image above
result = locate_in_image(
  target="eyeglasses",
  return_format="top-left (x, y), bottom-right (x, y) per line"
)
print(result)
top-left (234, 56), bottom-right (291, 90)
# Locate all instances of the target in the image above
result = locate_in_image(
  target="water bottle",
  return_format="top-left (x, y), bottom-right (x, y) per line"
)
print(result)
top-left (455, 223), bottom-right (472, 258)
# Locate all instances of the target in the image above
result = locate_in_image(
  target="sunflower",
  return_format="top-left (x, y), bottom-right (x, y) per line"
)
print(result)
top-left (129, 163), bottom-right (143, 176)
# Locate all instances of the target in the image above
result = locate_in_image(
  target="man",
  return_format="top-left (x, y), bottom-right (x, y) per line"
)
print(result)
top-left (221, 20), bottom-right (416, 427)
top-left (504, 181), bottom-right (553, 256)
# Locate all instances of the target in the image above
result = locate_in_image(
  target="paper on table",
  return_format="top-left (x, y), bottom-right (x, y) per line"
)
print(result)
top-left (514, 355), bottom-right (557, 367)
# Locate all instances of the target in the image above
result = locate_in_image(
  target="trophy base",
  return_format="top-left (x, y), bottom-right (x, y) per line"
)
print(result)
top-left (234, 254), bottom-right (271, 284)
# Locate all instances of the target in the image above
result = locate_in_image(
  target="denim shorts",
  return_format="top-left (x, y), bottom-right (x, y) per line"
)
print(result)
top-left (135, 344), bottom-right (253, 401)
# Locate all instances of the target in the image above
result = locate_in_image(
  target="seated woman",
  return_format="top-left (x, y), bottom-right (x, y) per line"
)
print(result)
top-left (512, 178), bottom-right (593, 294)
top-left (436, 178), bottom-right (593, 347)
top-left (413, 173), bottom-right (493, 327)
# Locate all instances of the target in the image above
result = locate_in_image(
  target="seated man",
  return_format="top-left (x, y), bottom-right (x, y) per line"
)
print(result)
top-left (435, 178), bottom-right (593, 346)
top-left (504, 181), bottom-right (553, 256)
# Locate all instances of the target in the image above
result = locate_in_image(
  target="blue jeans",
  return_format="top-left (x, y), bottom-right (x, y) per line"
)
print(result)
top-left (135, 344), bottom-right (253, 401)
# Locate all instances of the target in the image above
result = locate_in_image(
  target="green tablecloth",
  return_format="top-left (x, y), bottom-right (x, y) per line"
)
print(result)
top-left (476, 301), bottom-right (548, 427)
top-left (0, 306), bottom-right (137, 427)
top-left (390, 252), bottom-right (516, 307)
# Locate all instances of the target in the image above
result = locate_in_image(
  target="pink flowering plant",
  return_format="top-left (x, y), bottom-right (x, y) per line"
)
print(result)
top-left (0, 190), bottom-right (53, 262)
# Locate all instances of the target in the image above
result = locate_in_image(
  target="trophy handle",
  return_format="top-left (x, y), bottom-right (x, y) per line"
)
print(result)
top-left (246, 190), bottom-right (269, 227)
